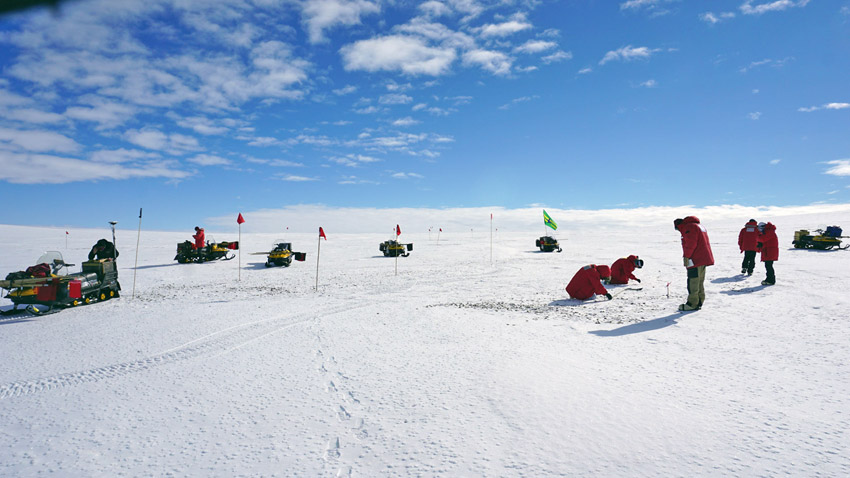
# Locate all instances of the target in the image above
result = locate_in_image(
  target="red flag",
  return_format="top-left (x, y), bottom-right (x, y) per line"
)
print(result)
top-left (65, 231), bottom-right (69, 235)
top-left (319, 227), bottom-right (327, 240)
top-left (491, 213), bottom-right (493, 220)
top-left (396, 224), bottom-right (401, 236)
top-left (439, 228), bottom-right (442, 232)
top-left (237, 213), bottom-right (245, 224)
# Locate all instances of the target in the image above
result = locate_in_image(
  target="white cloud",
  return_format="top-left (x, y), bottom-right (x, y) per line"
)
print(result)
top-left (123, 128), bottom-right (202, 155)
top-left (300, 0), bottom-right (380, 43)
top-left (798, 102), bottom-right (850, 112)
top-left (379, 93), bottom-right (414, 105)
top-left (578, 67), bottom-right (593, 74)
top-left (824, 160), bottom-right (850, 176)
top-left (187, 154), bottom-right (231, 166)
top-left (329, 153), bottom-right (381, 167)
top-left (770, 159), bottom-right (781, 165)
top-left (462, 49), bottom-right (512, 76)
top-left (542, 51), bottom-right (573, 64)
top-left (748, 112), bottom-right (762, 120)
top-left (700, 11), bottom-right (736, 24)
top-left (0, 151), bottom-right (190, 184)
top-left (279, 175), bottom-right (318, 181)
top-left (740, 0), bottom-right (811, 15)
top-left (333, 85), bottom-right (358, 95)
top-left (738, 57), bottom-right (793, 73)
top-left (638, 79), bottom-right (658, 88)
top-left (498, 95), bottom-right (539, 110)
top-left (90, 148), bottom-right (160, 164)
top-left (476, 14), bottom-right (532, 38)
top-left (340, 35), bottom-right (457, 76)
top-left (391, 172), bottom-right (424, 179)
top-left (514, 40), bottom-right (557, 54)
top-left (0, 127), bottom-right (81, 153)
top-left (418, 1), bottom-right (452, 18)
top-left (64, 98), bottom-right (138, 130)
top-left (599, 45), bottom-right (660, 65)
top-left (6, 108), bottom-right (65, 124)
top-left (392, 117), bottom-right (421, 126)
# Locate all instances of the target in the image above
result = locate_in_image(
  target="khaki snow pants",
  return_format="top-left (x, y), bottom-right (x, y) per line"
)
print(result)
top-left (686, 266), bottom-right (707, 308)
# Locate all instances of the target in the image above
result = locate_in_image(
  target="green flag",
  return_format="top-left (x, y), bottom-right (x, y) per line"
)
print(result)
top-left (543, 210), bottom-right (557, 231)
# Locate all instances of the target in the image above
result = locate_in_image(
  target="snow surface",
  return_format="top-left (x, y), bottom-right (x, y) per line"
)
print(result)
top-left (1, 213), bottom-right (849, 476)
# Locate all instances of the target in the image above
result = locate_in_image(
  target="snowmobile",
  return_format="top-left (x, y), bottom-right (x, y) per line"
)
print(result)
top-left (792, 226), bottom-right (849, 250)
top-left (379, 240), bottom-right (413, 257)
top-left (175, 238), bottom-right (239, 263)
top-left (536, 236), bottom-right (562, 253)
top-left (252, 240), bottom-right (307, 267)
top-left (1, 251), bottom-right (121, 316)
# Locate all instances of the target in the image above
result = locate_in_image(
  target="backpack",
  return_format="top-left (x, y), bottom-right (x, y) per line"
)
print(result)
top-left (25, 263), bottom-right (51, 278)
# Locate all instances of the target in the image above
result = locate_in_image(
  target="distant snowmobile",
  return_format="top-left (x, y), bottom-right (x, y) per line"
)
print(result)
top-left (175, 237), bottom-right (239, 263)
top-left (535, 236), bottom-right (562, 253)
top-left (792, 226), bottom-right (849, 250)
top-left (252, 240), bottom-right (307, 267)
top-left (379, 240), bottom-right (413, 257)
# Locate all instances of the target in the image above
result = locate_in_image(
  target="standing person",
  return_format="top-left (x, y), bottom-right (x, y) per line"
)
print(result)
top-left (609, 255), bottom-right (643, 285)
top-left (674, 217), bottom-right (715, 311)
top-left (758, 222), bottom-right (778, 285)
top-left (192, 226), bottom-right (205, 250)
top-left (566, 265), bottom-right (612, 301)
top-left (738, 219), bottom-right (760, 276)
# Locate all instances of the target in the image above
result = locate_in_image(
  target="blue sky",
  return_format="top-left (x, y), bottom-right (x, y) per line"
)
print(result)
top-left (1, 0), bottom-right (849, 231)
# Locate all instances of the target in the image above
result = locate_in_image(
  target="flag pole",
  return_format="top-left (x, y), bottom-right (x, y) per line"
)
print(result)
top-left (65, 230), bottom-right (68, 250)
top-left (315, 230), bottom-right (322, 291)
top-left (238, 222), bottom-right (242, 282)
top-left (132, 208), bottom-right (142, 299)
top-left (490, 213), bottom-right (493, 265)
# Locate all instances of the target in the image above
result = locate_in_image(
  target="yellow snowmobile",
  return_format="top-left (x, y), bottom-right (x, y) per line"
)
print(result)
top-left (792, 226), bottom-right (848, 250)
top-left (175, 237), bottom-right (239, 263)
top-left (535, 236), bottom-right (562, 253)
top-left (253, 240), bottom-right (307, 267)
top-left (379, 240), bottom-right (413, 257)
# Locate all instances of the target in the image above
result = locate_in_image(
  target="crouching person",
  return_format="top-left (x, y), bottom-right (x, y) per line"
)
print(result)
top-left (566, 265), bottom-right (612, 300)
top-left (88, 238), bottom-right (118, 261)
top-left (609, 255), bottom-right (643, 285)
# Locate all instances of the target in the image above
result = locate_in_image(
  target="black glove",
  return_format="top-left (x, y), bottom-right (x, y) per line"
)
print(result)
top-left (757, 242), bottom-right (763, 248)
top-left (635, 278), bottom-right (641, 283)
top-left (605, 293), bottom-right (613, 300)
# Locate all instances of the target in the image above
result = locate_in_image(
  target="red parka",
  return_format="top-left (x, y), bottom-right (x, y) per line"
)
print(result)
top-left (677, 216), bottom-right (714, 268)
top-left (566, 265), bottom-right (609, 300)
top-left (738, 220), bottom-right (760, 252)
top-left (758, 222), bottom-right (779, 262)
top-left (193, 228), bottom-right (205, 250)
top-left (610, 255), bottom-right (638, 284)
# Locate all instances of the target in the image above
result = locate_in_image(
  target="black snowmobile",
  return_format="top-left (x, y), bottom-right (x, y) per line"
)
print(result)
top-left (536, 236), bottom-right (562, 252)
top-left (252, 240), bottom-right (307, 267)
top-left (379, 240), bottom-right (413, 257)
top-left (175, 237), bottom-right (239, 263)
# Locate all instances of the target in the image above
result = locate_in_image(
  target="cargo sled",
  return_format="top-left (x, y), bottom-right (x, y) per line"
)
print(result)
top-left (379, 240), bottom-right (413, 257)
top-left (175, 237), bottom-right (239, 263)
top-left (536, 236), bottom-right (562, 253)
top-left (1, 251), bottom-right (121, 316)
top-left (252, 240), bottom-right (307, 267)
top-left (792, 226), bottom-right (849, 250)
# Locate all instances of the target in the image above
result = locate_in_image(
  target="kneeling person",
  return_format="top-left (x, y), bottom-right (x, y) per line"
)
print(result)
top-left (566, 265), bottom-right (612, 300)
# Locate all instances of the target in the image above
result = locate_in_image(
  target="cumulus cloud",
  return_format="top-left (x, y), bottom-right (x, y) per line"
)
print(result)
top-left (700, 11), bottom-right (736, 24)
top-left (740, 0), bottom-right (811, 15)
top-left (329, 153), bottom-right (381, 167)
top-left (300, 0), bottom-right (380, 43)
top-left (379, 93), bottom-right (414, 105)
top-left (824, 160), bottom-right (850, 177)
top-left (392, 117), bottom-right (420, 126)
top-left (0, 127), bottom-right (81, 153)
top-left (0, 151), bottom-right (190, 184)
top-left (187, 154), bottom-right (231, 166)
top-left (340, 35), bottom-right (457, 76)
top-left (542, 51), bottom-right (573, 64)
top-left (798, 103), bottom-right (850, 112)
top-left (638, 79), bottom-right (657, 88)
top-left (462, 49), bottom-right (513, 76)
top-left (391, 172), bottom-right (424, 179)
top-left (514, 40), bottom-right (557, 54)
top-left (123, 128), bottom-right (202, 155)
top-left (278, 174), bottom-right (318, 181)
top-left (770, 159), bottom-right (781, 165)
top-left (748, 112), bottom-right (762, 120)
top-left (599, 45), bottom-right (660, 65)
top-left (475, 14), bottom-right (532, 38)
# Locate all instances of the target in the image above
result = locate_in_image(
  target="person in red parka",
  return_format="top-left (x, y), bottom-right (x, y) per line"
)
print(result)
top-left (609, 255), bottom-right (644, 285)
top-left (757, 222), bottom-right (778, 285)
top-left (738, 219), bottom-right (760, 276)
top-left (566, 264), bottom-right (612, 301)
top-left (674, 216), bottom-right (715, 311)
top-left (192, 226), bottom-right (205, 250)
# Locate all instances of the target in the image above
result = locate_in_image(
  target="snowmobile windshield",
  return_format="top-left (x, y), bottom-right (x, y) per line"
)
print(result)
top-left (35, 251), bottom-right (69, 276)
top-left (273, 240), bottom-right (291, 249)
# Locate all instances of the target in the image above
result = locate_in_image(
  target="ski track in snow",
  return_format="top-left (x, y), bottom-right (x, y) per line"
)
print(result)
top-left (0, 303), bottom-right (365, 400)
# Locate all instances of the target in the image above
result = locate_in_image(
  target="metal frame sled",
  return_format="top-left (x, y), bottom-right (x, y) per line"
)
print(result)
top-left (536, 236), bottom-right (562, 253)
top-left (175, 239), bottom-right (239, 263)
top-left (379, 240), bottom-right (413, 257)
top-left (792, 227), bottom-right (849, 251)
top-left (252, 241), bottom-right (307, 267)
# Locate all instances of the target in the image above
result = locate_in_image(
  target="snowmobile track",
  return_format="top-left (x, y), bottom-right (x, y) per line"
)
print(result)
top-left (0, 302), bottom-right (370, 400)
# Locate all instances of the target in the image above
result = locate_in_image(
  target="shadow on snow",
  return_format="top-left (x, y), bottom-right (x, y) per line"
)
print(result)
top-left (588, 313), bottom-right (682, 337)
